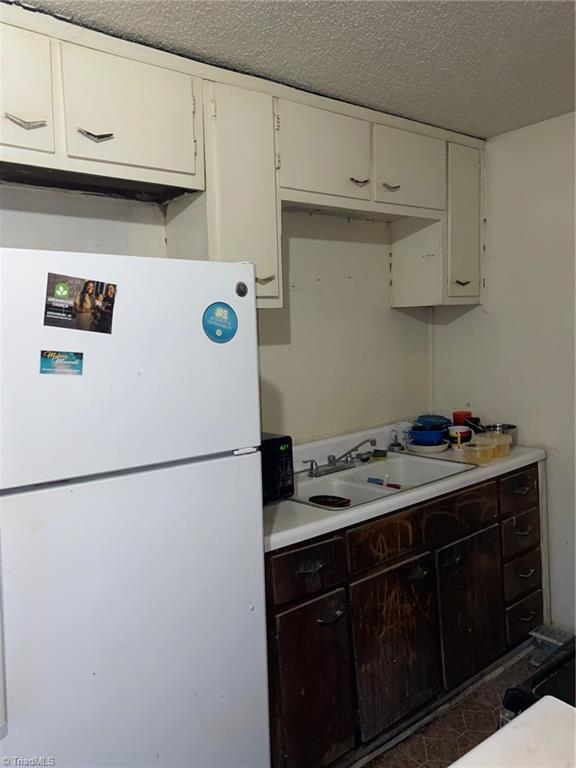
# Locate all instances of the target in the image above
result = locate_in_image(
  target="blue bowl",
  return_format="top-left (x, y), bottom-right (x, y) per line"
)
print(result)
top-left (410, 428), bottom-right (447, 445)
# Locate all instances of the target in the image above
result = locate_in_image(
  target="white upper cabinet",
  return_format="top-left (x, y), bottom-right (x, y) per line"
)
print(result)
top-left (277, 100), bottom-right (371, 200)
top-left (203, 82), bottom-right (281, 305)
top-left (61, 43), bottom-right (198, 176)
top-left (374, 126), bottom-right (446, 209)
top-left (447, 143), bottom-right (481, 298)
top-left (0, 25), bottom-right (54, 153)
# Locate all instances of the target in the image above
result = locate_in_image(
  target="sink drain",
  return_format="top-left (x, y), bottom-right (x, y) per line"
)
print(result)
top-left (308, 494), bottom-right (351, 508)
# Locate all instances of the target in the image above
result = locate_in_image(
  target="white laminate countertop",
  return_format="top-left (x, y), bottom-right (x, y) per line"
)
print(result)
top-left (264, 447), bottom-right (545, 552)
top-left (447, 695), bottom-right (575, 767)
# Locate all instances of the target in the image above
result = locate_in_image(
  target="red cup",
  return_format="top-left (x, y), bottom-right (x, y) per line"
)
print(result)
top-left (453, 410), bottom-right (472, 426)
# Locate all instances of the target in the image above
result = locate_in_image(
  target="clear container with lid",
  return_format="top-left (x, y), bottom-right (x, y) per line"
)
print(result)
top-left (462, 440), bottom-right (496, 464)
top-left (484, 432), bottom-right (513, 458)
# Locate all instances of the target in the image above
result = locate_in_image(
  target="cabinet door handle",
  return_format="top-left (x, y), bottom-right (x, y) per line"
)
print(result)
top-left (518, 568), bottom-right (536, 579)
top-left (519, 610), bottom-right (537, 622)
top-left (441, 552), bottom-right (462, 569)
top-left (255, 275), bottom-right (276, 285)
top-left (5, 112), bottom-right (47, 130)
top-left (349, 177), bottom-right (370, 186)
top-left (513, 524), bottom-right (534, 536)
top-left (296, 562), bottom-right (325, 577)
top-left (513, 486), bottom-right (531, 496)
top-left (77, 127), bottom-right (115, 143)
top-left (381, 181), bottom-right (401, 192)
top-left (455, 280), bottom-right (471, 286)
top-left (407, 564), bottom-right (429, 581)
top-left (317, 608), bottom-right (345, 626)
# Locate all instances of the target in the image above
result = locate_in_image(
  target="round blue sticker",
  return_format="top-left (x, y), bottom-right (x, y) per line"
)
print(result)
top-left (202, 302), bottom-right (238, 344)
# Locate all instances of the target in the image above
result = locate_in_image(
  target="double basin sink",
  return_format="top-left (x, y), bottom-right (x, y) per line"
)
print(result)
top-left (293, 453), bottom-right (476, 509)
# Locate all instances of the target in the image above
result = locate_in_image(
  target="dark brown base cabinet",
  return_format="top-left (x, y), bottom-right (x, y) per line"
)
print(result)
top-left (272, 589), bottom-right (355, 768)
top-left (266, 464), bottom-right (544, 768)
top-left (350, 551), bottom-right (442, 741)
top-left (436, 525), bottom-right (505, 690)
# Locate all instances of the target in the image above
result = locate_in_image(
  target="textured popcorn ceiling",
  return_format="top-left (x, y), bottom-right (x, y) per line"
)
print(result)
top-left (13, 0), bottom-right (575, 138)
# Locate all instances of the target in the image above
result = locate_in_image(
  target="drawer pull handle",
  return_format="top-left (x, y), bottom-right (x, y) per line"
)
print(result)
top-left (77, 127), bottom-right (115, 143)
top-left (513, 486), bottom-right (531, 496)
top-left (349, 177), bottom-right (370, 186)
top-left (256, 275), bottom-right (276, 285)
top-left (5, 112), bottom-right (47, 130)
top-left (455, 280), bottom-right (471, 286)
top-left (514, 525), bottom-right (533, 536)
top-left (407, 565), bottom-right (429, 582)
top-left (520, 610), bottom-right (537, 622)
top-left (317, 608), bottom-right (345, 626)
top-left (296, 562), bottom-right (325, 577)
top-left (382, 181), bottom-right (401, 192)
top-left (518, 568), bottom-right (536, 579)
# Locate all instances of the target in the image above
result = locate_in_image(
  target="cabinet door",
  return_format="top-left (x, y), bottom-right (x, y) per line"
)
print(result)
top-left (204, 82), bottom-right (281, 300)
top-left (0, 25), bottom-right (54, 153)
top-left (374, 125), bottom-right (446, 209)
top-left (277, 100), bottom-right (371, 199)
top-left (447, 143), bottom-right (481, 297)
top-left (436, 524), bottom-right (505, 690)
top-left (350, 552), bottom-right (441, 741)
top-left (274, 589), bottom-right (354, 768)
top-left (61, 43), bottom-right (197, 175)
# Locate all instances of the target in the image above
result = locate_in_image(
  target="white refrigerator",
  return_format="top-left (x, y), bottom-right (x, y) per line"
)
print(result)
top-left (0, 247), bottom-right (270, 767)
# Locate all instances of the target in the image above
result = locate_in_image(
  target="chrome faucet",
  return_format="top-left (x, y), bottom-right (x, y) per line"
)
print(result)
top-left (331, 438), bottom-right (377, 465)
top-left (301, 438), bottom-right (377, 478)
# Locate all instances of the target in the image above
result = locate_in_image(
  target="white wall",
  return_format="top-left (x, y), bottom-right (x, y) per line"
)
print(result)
top-left (258, 211), bottom-right (430, 443)
top-left (433, 113), bottom-right (575, 631)
top-left (0, 184), bottom-right (166, 257)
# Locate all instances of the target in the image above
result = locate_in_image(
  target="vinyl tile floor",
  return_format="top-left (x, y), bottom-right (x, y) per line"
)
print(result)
top-left (363, 653), bottom-right (537, 768)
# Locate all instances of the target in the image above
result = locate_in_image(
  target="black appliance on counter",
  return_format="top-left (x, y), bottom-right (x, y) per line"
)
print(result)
top-left (261, 432), bottom-right (294, 504)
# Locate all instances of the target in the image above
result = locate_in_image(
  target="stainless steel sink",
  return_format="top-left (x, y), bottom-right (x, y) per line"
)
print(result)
top-left (293, 452), bottom-right (476, 509)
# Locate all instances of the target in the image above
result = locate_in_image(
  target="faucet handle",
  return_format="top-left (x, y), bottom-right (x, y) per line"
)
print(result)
top-left (302, 459), bottom-right (319, 477)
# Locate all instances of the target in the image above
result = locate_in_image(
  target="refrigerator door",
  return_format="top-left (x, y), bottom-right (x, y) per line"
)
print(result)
top-left (0, 248), bottom-right (260, 489)
top-left (0, 452), bottom-right (270, 767)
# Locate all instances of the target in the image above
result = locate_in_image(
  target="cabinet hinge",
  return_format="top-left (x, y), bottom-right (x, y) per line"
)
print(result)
top-left (275, 152), bottom-right (281, 170)
top-left (482, 278), bottom-right (486, 289)
top-left (210, 99), bottom-right (217, 118)
top-left (191, 95), bottom-right (196, 115)
top-left (193, 139), bottom-right (197, 158)
top-left (274, 113), bottom-right (280, 131)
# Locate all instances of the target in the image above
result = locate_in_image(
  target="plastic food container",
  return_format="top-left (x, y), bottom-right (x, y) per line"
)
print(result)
top-left (462, 440), bottom-right (496, 464)
top-left (485, 432), bottom-right (513, 458)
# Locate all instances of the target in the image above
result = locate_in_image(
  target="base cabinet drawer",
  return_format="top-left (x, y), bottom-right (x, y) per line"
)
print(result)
top-left (499, 466), bottom-right (539, 517)
top-left (268, 536), bottom-right (346, 607)
top-left (503, 548), bottom-right (542, 603)
top-left (501, 508), bottom-right (541, 560)
top-left (506, 590), bottom-right (543, 646)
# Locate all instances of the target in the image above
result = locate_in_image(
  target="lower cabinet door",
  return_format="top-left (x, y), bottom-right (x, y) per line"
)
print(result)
top-left (274, 589), bottom-right (355, 768)
top-left (437, 524), bottom-right (505, 690)
top-left (350, 552), bottom-right (442, 742)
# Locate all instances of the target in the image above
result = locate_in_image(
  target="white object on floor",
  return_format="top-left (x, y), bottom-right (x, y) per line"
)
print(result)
top-left (448, 695), bottom-right (575, 767)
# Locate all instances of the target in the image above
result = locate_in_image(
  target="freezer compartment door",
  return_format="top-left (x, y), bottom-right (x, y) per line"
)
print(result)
top-left (0, 452), bottom-right (269, 767)
top-left (0, 248), bottom-right (260, 488)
